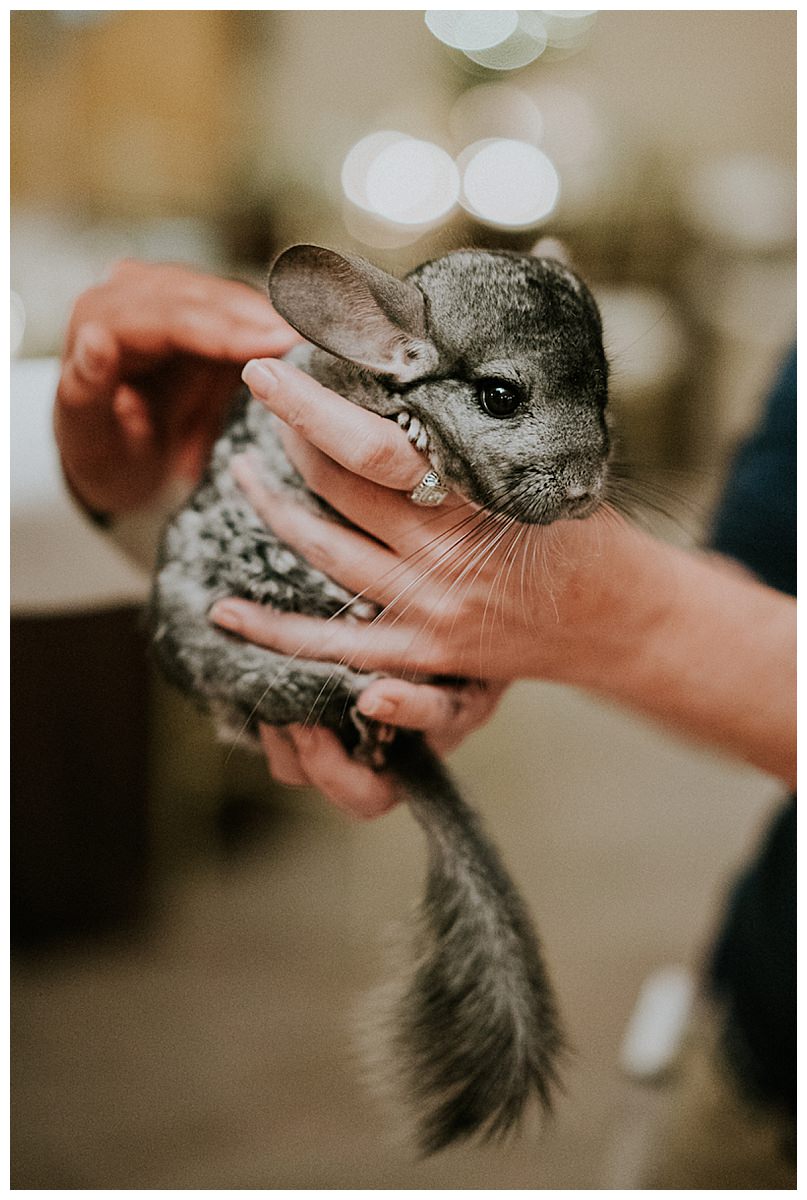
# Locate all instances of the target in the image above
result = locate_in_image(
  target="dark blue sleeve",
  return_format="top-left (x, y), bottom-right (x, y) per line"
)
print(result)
top-left (707, 346), bottom-right (796, 1116)
top-left (709, 348), bottom-right (796, 597)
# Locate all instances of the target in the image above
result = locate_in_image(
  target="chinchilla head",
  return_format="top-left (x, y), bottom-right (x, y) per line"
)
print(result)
top-left (268, 243), bottom-right (610, 524)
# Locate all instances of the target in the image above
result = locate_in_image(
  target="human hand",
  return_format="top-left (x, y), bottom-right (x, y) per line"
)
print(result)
top-left (204, 357), bottom-right (640, 817)
top-left (258, 677), bottom-right (504, 819)
top-left (210, 357), bottom-right (646, 685)
top-left (54, 259), bottom-right (301, 515)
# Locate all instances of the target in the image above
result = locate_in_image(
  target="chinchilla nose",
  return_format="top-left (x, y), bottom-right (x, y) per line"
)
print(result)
top-left (564, 468), bottom-right (604, 510)
top-left (566, 475), bottom-right (603, 500)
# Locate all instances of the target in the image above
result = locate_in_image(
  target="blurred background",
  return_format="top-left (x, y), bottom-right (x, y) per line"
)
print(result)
top-left (11, 9), bottom-right (795, 1189)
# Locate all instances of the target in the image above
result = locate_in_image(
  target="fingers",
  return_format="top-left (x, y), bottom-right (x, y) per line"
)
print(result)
top-left (259, 725), bottom-right (310, 787)
top-left (357, 677), bottom-right (505, 753)
top-left (259, 681), bottom-right (502, 819)
top-left (277, 427), bottom-right (471, 558)
top-left (242, 358), bottom-right (428, 490)
top-left (64, 261), bottom-right (300, 368)
top-left (260, 724), bottom-right (398, 818)
top-left (167, 284), bottom-right (300, 361)
top-left (55, 324), bottom-right (157, 485)
top-left (56, 322), bottom-right (121, 412)
top-left (288, 726), bottom-right (398, 818)
top-left (208, 600), bottom-right (440, 675)
top-left (109, 259), bottom-right (300, 359)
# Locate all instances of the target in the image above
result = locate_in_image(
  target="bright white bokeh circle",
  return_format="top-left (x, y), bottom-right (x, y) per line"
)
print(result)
top-left (341, 131), bottom-right (411, 213)
top-left (459, 138), bottom-right (560, 227)
top-left (342, 132), bottom-right (459, 227)
top-left (425, 10), bottom-right (519, 52)
top-left (364, 138), bottom-right (459, 226)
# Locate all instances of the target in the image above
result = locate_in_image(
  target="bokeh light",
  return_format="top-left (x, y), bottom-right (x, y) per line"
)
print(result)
top-left (542, 10), bottom-right (597, 52)
top-left (426, 10), bottom-right (596, 69)
top-left (365, 138), bottom-right (459, 225)
top-left (463, 13), bottom-right (548, 71)
top-left (681, 154), bottom-right (796, 252)
top-left (425, 10), bottom-right (519, 53)
top-left (458, 138), bottom-right (559, 228)
top-left (341, 131), bottom-right (460, 246)
top-left (449, 82), bottom-right (543, 148)
top-left (341, 130), bottom-right (411, 213)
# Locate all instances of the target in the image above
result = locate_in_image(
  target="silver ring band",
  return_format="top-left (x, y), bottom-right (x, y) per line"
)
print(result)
top-left (409, 469), bottom-right (449, 507)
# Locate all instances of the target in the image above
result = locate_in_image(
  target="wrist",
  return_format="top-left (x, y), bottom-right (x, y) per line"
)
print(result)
top-left (554, 524), bottom-right (796, 785)
top-left (540, 513), bottom-right (678, 693)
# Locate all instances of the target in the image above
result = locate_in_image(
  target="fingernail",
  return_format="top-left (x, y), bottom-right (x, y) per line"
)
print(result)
top-left (359, 695), bottom-right (397, 721)
top-left (242, 358), bottom-right (276, 392)
top-left (209, 599), bottom-right (248, 632)
top-left (75, 328), bottom-right (107, 376)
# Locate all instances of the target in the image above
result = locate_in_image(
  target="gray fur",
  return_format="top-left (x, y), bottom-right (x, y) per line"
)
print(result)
top-left (150, 244), bottom-right (609, 1153)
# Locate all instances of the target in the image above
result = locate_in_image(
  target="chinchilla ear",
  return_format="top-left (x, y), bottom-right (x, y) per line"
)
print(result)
top-left (268, 244), bottom-right (439, 382)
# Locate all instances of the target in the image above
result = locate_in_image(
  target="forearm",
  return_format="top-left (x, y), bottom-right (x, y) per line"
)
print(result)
top-left (559, 525), bottom-right (797, 788)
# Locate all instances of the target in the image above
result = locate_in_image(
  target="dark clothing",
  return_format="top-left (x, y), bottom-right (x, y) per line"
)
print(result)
top-left (707, 348), bottom-right (796, 1116)
top-left (710, 349), bottom-right (796, 598)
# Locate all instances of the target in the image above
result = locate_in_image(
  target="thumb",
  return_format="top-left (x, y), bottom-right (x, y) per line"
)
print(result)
top-left (56, 322), bottom-right (121, 413)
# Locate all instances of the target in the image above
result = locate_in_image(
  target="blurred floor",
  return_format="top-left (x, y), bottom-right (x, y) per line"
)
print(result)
top-left (11, 682), bottom-right (779, 1189)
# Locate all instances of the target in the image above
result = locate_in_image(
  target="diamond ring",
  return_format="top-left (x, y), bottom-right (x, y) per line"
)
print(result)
top-left (409, 469), bottom-right (449, 507)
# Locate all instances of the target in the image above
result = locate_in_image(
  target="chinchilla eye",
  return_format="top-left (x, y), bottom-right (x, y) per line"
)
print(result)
top-left (477, 378), bottom-right (522, 418)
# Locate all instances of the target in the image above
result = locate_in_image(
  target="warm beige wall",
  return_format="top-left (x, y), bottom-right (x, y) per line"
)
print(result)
top-left (11, 11), bottom-right (242, 216)
top-left (588, 10), bottom-right (795, 162)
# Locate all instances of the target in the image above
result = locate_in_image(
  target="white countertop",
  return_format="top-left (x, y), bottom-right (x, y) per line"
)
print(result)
top-left (11, 357), bottom-right (151, 615)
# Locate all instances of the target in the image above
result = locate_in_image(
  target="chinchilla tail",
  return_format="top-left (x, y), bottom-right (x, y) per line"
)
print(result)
top-left (374, 732), bottom-right (566, 1155)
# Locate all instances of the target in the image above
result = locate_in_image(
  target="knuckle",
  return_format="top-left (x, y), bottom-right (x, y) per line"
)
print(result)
top-left (355, 432), bottom-right (397, 479)
top-left (284, 402), bottom-right (309, 433)
top-left (299, 530), bottom-right (334, 571)
top-left (65, 289), bottom-right (99, 332)
top-left (107, 257), bottom-right (138, 284)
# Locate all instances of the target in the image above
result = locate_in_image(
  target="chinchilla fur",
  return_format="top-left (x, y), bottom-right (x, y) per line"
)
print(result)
top-left (150, 243), bottom-right (610, 1153)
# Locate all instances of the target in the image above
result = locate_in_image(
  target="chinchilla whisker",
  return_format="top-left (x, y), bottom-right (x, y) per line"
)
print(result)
top-left (530, 525), bottom-right (561, 623)
top-left (457, 518), bottom-right (516, 669)
top-left (412, 513), bottom-right (511, 648)
top-left (490, 521), bottom-right (529, 650)
top-left (473, 517), bottom-right (520, 666)
top-left (604, 461), bottom-right (710, 540)
top-left (605, 300), bottom-right (674, 367)
top-left (315, 511), bottom-right (510, 708)
top-left (298, 511), bottom-right (506, 729)
top-left (498, 521), bottom-right (529, 630)
top-left (360, 510), bottom-right (506, 636)
top-left (480, 520), bottom-right (527, 662)
top-left (409, 514), bottom-right (518, 678)
top-left (326, 512), bottom-right (513, 704)
top-left (518, 527), bottom-right (543, 640)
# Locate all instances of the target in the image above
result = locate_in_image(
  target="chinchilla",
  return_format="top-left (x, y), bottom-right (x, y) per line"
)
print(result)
top-left (150, 243), bottom-right (610, 1153)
